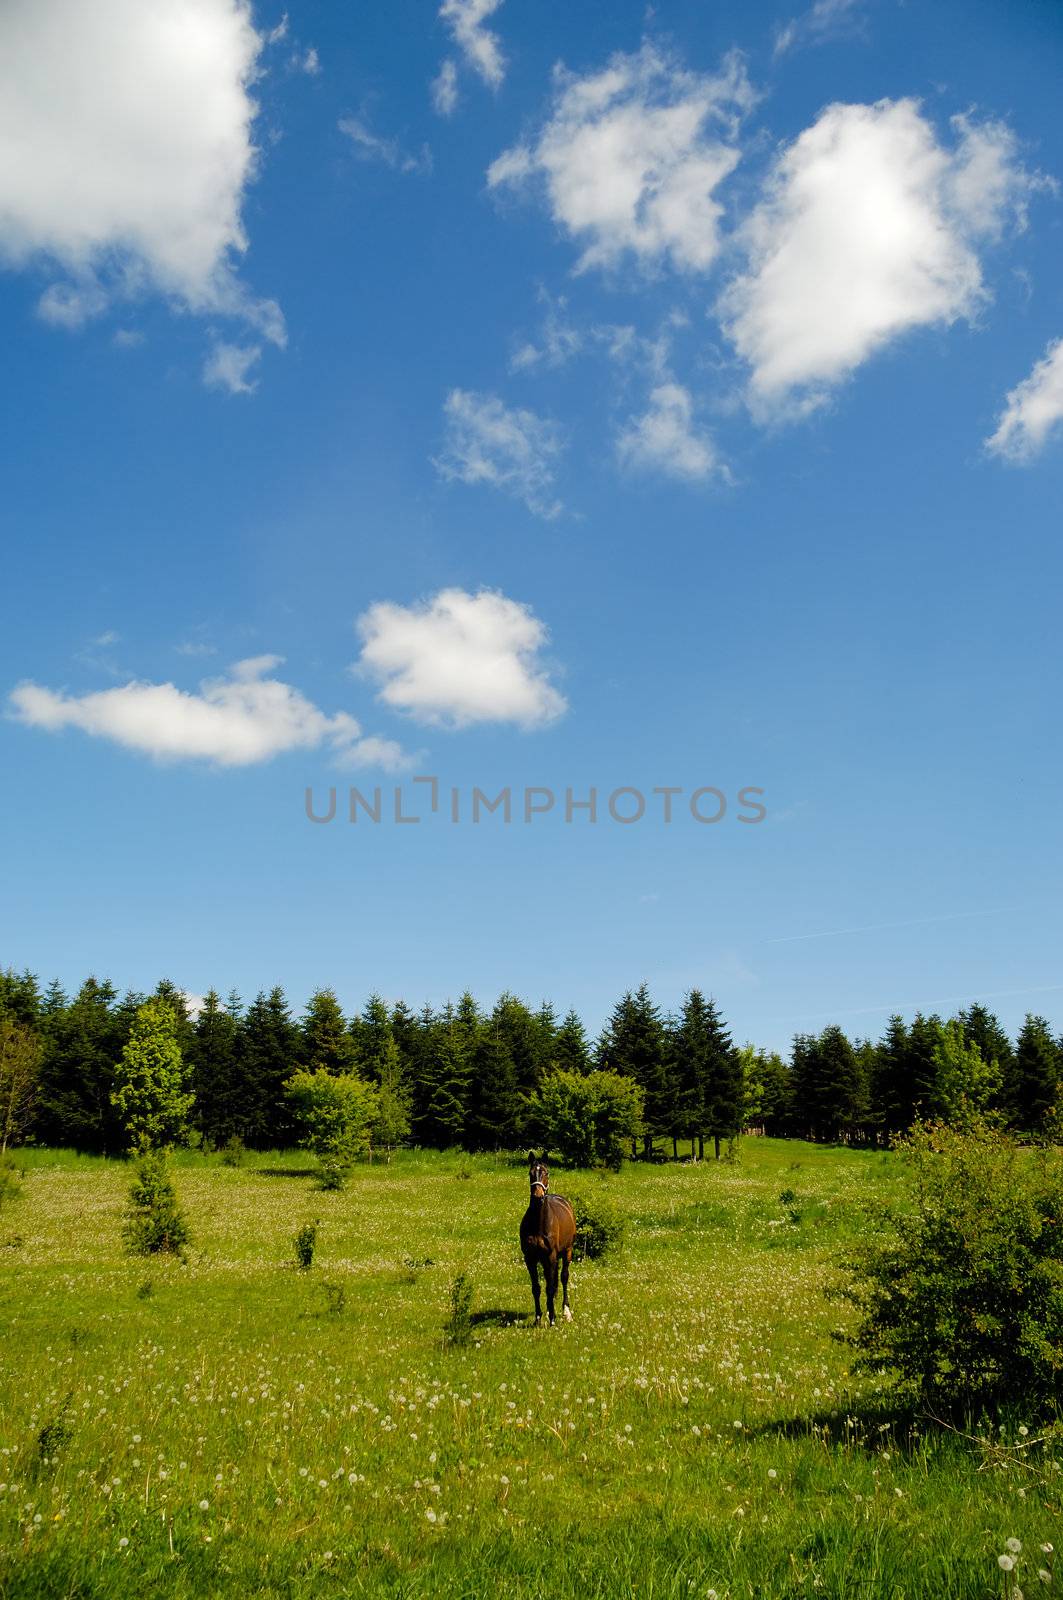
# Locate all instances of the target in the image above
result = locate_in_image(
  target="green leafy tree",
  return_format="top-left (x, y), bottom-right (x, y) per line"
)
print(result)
top-left (528, 1069), bottom-right (643, 1170)
top-left (959, 1003), bottom-right (1013, 1111)
top-left (111, 1000), bottom-right (194, 1150)
top-left (0, 1014), bottom-right (41, 1152)
top-left (374, 1037), bottom-right (412, 1158)
top-left (284, 1069), bottom-right (378, 1186)
top-left (929, 1019), bottom-right (1001, 1123)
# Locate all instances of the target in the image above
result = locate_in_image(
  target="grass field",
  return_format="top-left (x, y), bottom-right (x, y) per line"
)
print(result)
top-left (0, 1141), bottom-right (1057, 1599)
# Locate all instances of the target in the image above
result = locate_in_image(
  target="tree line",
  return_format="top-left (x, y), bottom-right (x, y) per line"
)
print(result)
top-left (1, 967), bottom-right (1060, 1160)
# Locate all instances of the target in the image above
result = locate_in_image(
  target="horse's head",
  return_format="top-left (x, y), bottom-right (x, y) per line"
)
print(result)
top-left (527, 1151), bottom-right (549, 1198)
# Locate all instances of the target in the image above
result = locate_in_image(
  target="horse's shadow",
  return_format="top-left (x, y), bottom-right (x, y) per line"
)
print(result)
top-left (469, 1307), bottom-right (532, 1329)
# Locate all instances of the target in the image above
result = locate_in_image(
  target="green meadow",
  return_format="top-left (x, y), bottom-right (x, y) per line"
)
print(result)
top-left (0, 1142), bottom-right (1056, 1599)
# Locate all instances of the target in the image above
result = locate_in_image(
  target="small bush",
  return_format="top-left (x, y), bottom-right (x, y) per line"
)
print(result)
top-left (840, 1119), bottom-right (1063, 1416)
top-left (317, 1159), bottom-right (347, 1192)
top-left (320, 1281), bottom-right (346, 1316)
top-left (444, 1272), bottom-right (474, 1347)
top-left (220, 1135), bottom-right (246, 1168)
top-left (37, 1395), bottom-right (74, 1467)
top-left (778, 1187), bottom-right (798, 1206)
top-left (122, 1148), bottom-right (190, 1258)
top-left (136, 1278), bottom-right (154, 1300)
top-left (293, 1220), bottom-right (318, 1270)
top-left (570, 1189), bottom-right (625, 1260)
top-left (0, 1158), bottom-right (24, 1213)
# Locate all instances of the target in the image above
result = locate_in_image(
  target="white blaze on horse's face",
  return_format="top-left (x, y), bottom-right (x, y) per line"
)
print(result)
top-left (529, 1160), bottom-right (549, 1198)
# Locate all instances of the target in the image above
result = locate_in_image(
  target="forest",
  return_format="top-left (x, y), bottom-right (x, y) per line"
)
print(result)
top-left (2, 966), bottom-right (1060, 1158)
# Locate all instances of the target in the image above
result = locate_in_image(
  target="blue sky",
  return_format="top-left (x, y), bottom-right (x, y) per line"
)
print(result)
top-left (1, 0), bottom-right (1061, 1052)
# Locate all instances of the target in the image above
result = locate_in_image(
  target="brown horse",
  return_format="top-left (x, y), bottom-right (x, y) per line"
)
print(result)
top-left (520, 1152), bottom-right (576, 1326)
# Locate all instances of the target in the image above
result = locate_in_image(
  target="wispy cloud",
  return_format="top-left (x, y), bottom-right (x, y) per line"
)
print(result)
top-left (338, 116), bottom-right (432, 176)
top-left (439, 0), bottom-right (506, 89)
top-left (435, 389), bottom-right (565, 518)
top-left (986, 337), bottom-right (1063, 463)
top-left (203, 342), bottom-right (262, 396)
top-left (773, 0), bottom-right (867, 59)
top-left (617, 382), bottom-right (723, 482)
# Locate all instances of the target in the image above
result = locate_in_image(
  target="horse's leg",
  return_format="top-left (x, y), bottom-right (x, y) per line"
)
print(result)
top-left (526, 1255), bottom-right (542, 1326)
top-left (545, 1254), bottom-right (559, 1326)
top-left (560, 1246), bottom-right (573, 1322)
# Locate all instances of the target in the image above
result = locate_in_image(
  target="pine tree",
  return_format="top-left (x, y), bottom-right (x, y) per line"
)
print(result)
top-left (354, 993), bottom-right (394, 1081)
top-left (599, 984), bottom-right (671, 1156)
top-left (300, 988), bottom-right (357, 1075)
top-left (188, 990), bottom-right (241, 1146)
top-left (700, 997), bottom-right (742, 1159)
top-left (1011, 1015), bottom-right (1061, 1133)
top-left (554, 1010), bottom-right (591, 1075)
top-left (791, 1026), bottom-right (863, 1143)
top-left (239, 988), bottom-right (299, 1147)
top-left (419, 1016), bottom-right (472, 1148)
top-left (0, 968), bottom-right (41, 1027)
top-left (672, 990), bottom-right (710, 1157)
top-left (959, 1003), bottom-right (1013, 1110)
top-left (36, 977), bottom-right (127, 1152)
top-left (465, 1028), bottom-right (519, 1150)
top-left (111, 999), bottom-right (194, 1150)
top-left (872, 1015), bottom-right (913, 1139)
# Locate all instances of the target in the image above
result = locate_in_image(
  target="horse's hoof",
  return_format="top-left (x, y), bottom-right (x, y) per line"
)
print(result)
top-left (563, 1305), bottom-right (573, 1323)
top-left (534, 1316), bottom-right (542, 1327)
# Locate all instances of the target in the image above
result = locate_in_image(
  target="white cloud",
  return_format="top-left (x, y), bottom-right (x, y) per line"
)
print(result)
top-left (488, 45), bottom-right (754, 275)
top-left (356, 588), bottom-right (566, 730)
top-left (8, 656), bottom-right (402, 768)
top-left (338, 117), bottom-right (432, 176)
top-left (297, 46), bottom-right (320, 76)
top-left (432, 59), bottom-right (460, 117)
top-left (719, 99), bottom-right (1039, 414)
top-left (986, 338), bottom-right (1063, 462)
top-left (617, 382), bottom-right (721, 480)
top-left (439, 0), bottom-right (506, 90)
top-left (435, 390), bottom-right (564, 518)
top-left (203, 342), bottom-right (261, 395)
top-left (0, 0), bottom-right (282, 340)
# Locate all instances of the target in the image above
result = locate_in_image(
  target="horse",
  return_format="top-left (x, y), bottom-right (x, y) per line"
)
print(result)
top-left (519, 1151), bottom-right (576, 1326)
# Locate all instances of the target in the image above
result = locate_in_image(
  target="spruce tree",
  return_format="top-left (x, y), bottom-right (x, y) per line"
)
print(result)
top-left (871, 1015), bottom-right (912, 1139)
top-left (239, 988), bottom-right (299, 1147)
top-left (419, 1016), bottom-right (471, 1148)
top-left (554, 1010), bottom-right (592, 1075)
top-left (700, 997), bottom-right (742, 1159)
top-left (188, 990), bottom-right (240, 1146)
top-left (465, 1028), bottom-right (519, 1150)
top-left (959, 1003), bottom-right (1013, 1110)
top-left (1011, 1015), bottom-right (1061, 1133)
top-left (35, 977), bottom-right (126, 1152)
top-left (300, 988), bottom-right (357, 1075)
top-left (374, 1037), bottom-right (412, 1157)
top-left (599, 984), bottom-right (671, 1156)
top-left (672, 990), bottom-right (710, 1157)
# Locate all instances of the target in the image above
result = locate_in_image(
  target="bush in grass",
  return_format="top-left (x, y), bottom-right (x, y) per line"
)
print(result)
top-left (284, 1069), bottom-right (378, 1191)
top-left (0, 1156), bottom-right (24, 1214)
top-left (569, 1188), bottom-right (626, 1260)
top-left (220, 1135), bottom-right (246, 1168)
top-left (293, 1220), bottom-right (318, 1270)
top-left (840, 1119), bottom-right (1063, 1414)
top-left (122, 1146), bottom-right (190, 1258)
top-left (526, 1070), bottom-right (643, 1170)
top-left (444, 1272), bottom-right (474, 1347)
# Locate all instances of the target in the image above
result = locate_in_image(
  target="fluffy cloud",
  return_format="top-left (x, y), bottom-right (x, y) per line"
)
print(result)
top-left (439, 0), bottom-right (506, 89)
top-left (985, 338), bottom-right (1063, 462)
top-left (719, 100), bottom-right (1038, 413)
top-left (0, 0), bottom-right (281, 339)
top-left (8, 656), bottom-right (406, 768)
top-left (356, 588), bottom-right (567, 729)
top-left (488, 45), bottom-right (754, 275)
top-left (338, 117), bottom-right (432, 176)
top-left (617, 383), bottom-right (721, 480)
top-left (435, 390), bottom-right (564, 518)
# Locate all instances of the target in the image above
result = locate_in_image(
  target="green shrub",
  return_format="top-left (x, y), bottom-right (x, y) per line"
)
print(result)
top-left (284, 1069), bottom-right (378, 1190)
top-left (0, 1157), bottom-right (24, 1213)
top-left (527, 1070), bottom-right (643, 1170)
top-left (444, 1272), bottom-right (474, 1347)
top-left (570, 1188), bottom-right (626, 1260)
top-left (220, 1135), bottom-right (246, 1168)
top-left (293, 1220), bottom-right (318, 1270)
top-left (840, 1120), bottom-right (1063, 1415)
top-left (122, 1148), bottom-right (190, 1258)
